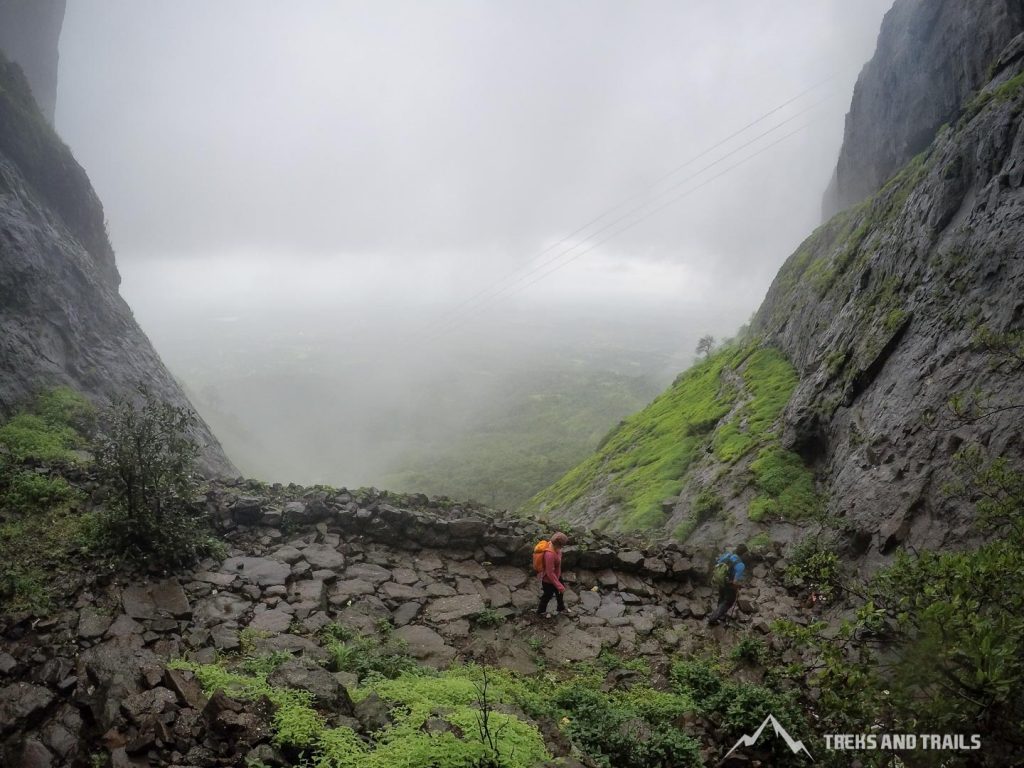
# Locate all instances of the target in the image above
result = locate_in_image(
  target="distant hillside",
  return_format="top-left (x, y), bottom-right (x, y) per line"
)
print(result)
top-left (379, 365), bottom-right (661, 510)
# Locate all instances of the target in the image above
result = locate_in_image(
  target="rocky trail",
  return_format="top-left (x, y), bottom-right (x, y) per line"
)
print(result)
top-left (0, 481), bottom-right (812, 767)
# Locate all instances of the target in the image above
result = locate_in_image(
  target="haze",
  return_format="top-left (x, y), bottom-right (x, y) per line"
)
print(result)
top-left (54, 1), bottom-right (893, 501)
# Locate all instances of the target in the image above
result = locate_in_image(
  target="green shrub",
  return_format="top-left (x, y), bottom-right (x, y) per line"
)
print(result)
top-left (748, 446), bottom-right (821, 521)
top-left (784, 537), bottom-right (841, 600)
top-left (553, 687), bottom-right (701, 768)
top-left (669, 658), bottom-right (726, 700)
top-left (730, 635), bottom-right (767, 665)
top-left (326, 636), bottom-right (417, 681)
top-left (746, 531), bottom-right (772, 555)
top-left (34, 387), bottom-right (96, 433)
top-left (0, 413), bottom-right (79, 463)
top-left (0, 388), bottom-right (93, 463)
top-left (1, 471), bottom-right (79, 511)
top-left (92, 388), bottom-right (219, 565)
top-left (474, 608), bottom-right (506, 628)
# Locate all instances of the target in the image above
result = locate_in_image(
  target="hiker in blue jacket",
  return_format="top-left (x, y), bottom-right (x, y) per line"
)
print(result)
top-left (708, 543), bottom-right (748, 625)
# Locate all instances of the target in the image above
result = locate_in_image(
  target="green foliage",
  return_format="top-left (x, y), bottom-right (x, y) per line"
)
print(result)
top-left (711, 347), bottom-right (797, 463)
top-left (553, 686), bottom-right (702, 768)
top-left (747, 446), bottom-right (821, 522)
top-left (883, 307), bottom-right (908, 332)
top-left (729, 635), bottom-right (767, 665)
top-left (745, 531), bottom-right (772, 555)
top-left (325, 635), bottom-right (418, 681)
top-left (172, 659), bottom-right (325, 749)
top-left (669, 657), bottom-right (726, 700)
top-left (673, 486), bottom-right (722, 541)
top-left (0, 392), bottom-right (92, 613)
top-left (473, 608), bottom-right (506, 628)
top-left (321, 622), bottom-right (357, 643)
top-left (380, 366), bottom-right (660, 510)
top-left (824, 348), bottom-right (847, 377)
top-left (91, 388), bottom-right (219, 566)
top-left (0, 414), bottom-right (80, 464)
top-left (1, 471), bottom-right (78, 511)
top-left (783, 537), bottom-right (840, 601)
top-left (526, 344), bottom-right (799, 533)
top-left (0, 388), bottom-right (92, 463)
top-left (33, 387), bottom-right (96, 433)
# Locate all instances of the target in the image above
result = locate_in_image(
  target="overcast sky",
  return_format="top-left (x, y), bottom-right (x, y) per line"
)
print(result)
top-left (57, 1), bottom-right (892, 347)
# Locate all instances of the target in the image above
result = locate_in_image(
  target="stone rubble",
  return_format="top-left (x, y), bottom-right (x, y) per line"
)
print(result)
top-left (0, 483), bottom-right (807, 766)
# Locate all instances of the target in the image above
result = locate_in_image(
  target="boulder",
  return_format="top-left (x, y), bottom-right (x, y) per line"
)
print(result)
top-left (425, 593), bottom-right (486, 623)
top-left (78, 607), bottom-right (113, 639)
top-left (121, 580), bottom-right (191, 619)
top-left (545, 627), bottom-right (604, 662)
top-left (220, 556), bottom-right (290, 587)
top-left (193, 593), bottom-right (252, 627)
top-left (394, 625), bottom-right (456, 668)
top-left (248, 610), bottom-right (293, 634)
top-left (268, 659), bottom-right (354, 713)
top-left (302, 544), bottom-right (345, 570)
top-left (0, 683), bottom-right (53, 735)
top-left (354, 692), bottom-right (392, 732)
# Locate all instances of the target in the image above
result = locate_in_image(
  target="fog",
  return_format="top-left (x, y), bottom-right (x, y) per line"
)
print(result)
top-left (55, 1), bottom-right (893, 499)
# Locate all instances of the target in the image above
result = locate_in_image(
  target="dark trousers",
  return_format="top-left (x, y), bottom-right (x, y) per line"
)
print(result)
top-left (709, 583), bottom-right (737, 623)
top-left (537, 581), bottom-right (566, 614)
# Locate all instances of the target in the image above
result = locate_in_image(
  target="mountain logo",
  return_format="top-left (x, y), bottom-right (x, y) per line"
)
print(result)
top-left (724, 714), bottom-right (814, 761)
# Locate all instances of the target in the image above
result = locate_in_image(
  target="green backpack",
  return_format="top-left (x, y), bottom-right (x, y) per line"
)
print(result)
top-left (712, 561), bottom-right (731, 588)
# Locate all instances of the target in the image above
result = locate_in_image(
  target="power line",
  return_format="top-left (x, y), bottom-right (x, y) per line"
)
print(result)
top-left (411, 77), bottom-right (836, 340)
top-left (413, 101), bottom-right (831, 345)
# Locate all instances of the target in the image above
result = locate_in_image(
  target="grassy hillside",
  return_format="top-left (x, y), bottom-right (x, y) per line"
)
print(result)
top-left (378, 366), bottom-right (661, 509)
top-left (522, 342), bottom-right (820, 535)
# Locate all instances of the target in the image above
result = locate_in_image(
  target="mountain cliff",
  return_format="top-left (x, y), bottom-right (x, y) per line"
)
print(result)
top-left (0, 56), bottom-right (235, 476)
top-left (527, 1), bottom-right (1024, 566)
top-left (0, 0), bottom-right (65, 125)
top-left (822, 0), bottom-right (1024, 217)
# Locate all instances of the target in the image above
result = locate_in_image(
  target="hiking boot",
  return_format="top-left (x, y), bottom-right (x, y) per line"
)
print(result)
top-left (559, 608), bottom-right (575, 617)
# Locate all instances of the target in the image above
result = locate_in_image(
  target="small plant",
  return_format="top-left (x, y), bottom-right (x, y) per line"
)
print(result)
top-left (0, 388), bottom-right (92, 463)
top-left (730, 635), bottom-right (766, 665)
top-left (322, 622), bottom-right (357, 643)
top-left (1, 471), bottom-right (79, 511)
top-left (784, 537), bottom-right (840, 601)
top-left (474, 608), bottom-right (506, 628)
top-left (326, 636), bottom-right (417, 681)
top-left (746, 531), bottom-right (771, 555)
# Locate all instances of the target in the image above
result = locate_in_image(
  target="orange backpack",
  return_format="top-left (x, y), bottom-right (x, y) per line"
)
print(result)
top-left (533, 540), bottom-right (552, 573)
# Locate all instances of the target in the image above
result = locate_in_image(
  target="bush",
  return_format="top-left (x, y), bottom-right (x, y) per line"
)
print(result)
top-left (784, 537), bottom-right (840, 600)
top-left (92, 388), bottom-right (218, 565)
top-left (1, 471), bottom-right (78, 511)
top-left (554, 687), bottom-right (702, 768)
top-left (325, 636), bottom-right (418, 681)
top-left (0, 387), bottom-right (93, 463)
top-left (474, 608), bottom-right (506, 628)
top-left (730, 635), bottom-right (767, 665)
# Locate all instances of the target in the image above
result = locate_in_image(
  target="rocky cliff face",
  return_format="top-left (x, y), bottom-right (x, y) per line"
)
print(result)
top-left (530, 4), bottom-right (1024, 567)
top-left (0, 58), bottom-right (235, 476)
top-left (0, 0), bottom-right (65, 124)
top-left (756, 32), bottom-right (1024, 563)
top-left (822, 0), bottom-right (1024, 217)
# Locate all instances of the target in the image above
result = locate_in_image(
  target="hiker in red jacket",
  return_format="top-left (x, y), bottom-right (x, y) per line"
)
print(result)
top-left (536, 531), bottom-right (573, 618)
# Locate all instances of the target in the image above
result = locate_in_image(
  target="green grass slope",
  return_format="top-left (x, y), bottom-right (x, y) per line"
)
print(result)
top-left (522, 342), bottom-right (819, 535)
